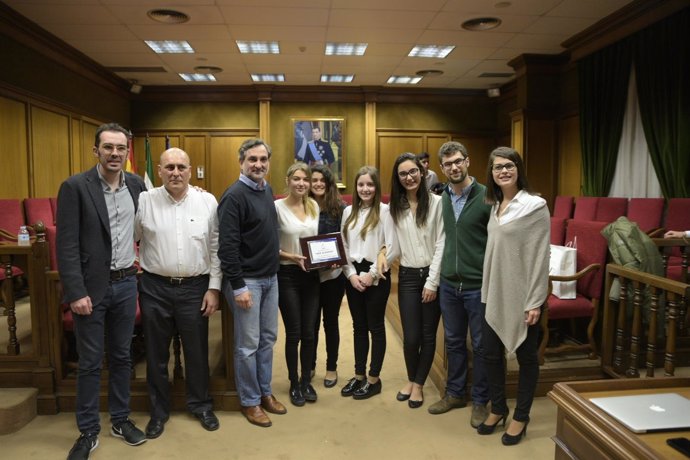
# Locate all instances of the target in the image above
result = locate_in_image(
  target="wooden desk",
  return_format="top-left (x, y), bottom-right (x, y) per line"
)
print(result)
top-left (549, 378), bottom-right (690, 459)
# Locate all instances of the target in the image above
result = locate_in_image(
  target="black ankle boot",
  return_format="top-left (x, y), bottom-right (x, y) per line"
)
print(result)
top-left (289, 383), bottom-right (305, 406)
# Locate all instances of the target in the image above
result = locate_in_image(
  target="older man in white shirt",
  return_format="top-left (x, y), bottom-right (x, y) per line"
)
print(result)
top-left (134, 148), bottom-right (221, 439)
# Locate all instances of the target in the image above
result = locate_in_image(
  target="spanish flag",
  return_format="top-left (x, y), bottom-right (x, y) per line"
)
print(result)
top-left (125, 135), bottom-right (136, 173)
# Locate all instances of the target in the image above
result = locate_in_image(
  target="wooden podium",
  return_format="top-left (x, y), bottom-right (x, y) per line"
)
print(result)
top-left (549, 377), bottom-right (690, 459)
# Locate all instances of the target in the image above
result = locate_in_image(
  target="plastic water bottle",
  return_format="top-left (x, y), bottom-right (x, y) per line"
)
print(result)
top-left (18, 225), bottom-right (30, 246)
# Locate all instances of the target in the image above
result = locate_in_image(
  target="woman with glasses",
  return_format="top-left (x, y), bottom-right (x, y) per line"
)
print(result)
top-left (477, 147), bottom-right (550, 446)
top-left (276, 162), bottom-right (321, 406)
top-left (340, 166), bottom-right (398, 400)
top-left (308, 165), bottom-right (347, 388)
top-left (384, 153), bottom-right (444, 409)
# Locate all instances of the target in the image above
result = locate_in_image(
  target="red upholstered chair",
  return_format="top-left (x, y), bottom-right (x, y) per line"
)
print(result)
top-left (627, 198), bottom-right (665, 234)
top-left (381, 194), bottom-right (390, 204)
top-left (573, 197), bottom-right (599, 221)
top-left (341, 194), bottom-right (353, 205)
top-left (595, 197), bottom-right (628, 223)
top-left (660, 198), bottom-right (690, 282)
top-left (553, 196), bottom-right (574, 219)
top-left (49, 197), bottom-right (58, 221)
top-left (539, 219), bottom-right (609, 363)
top-left (24, 198), bottom-right (54, 228)
top-left (550, 217), bottom-right (567, 246)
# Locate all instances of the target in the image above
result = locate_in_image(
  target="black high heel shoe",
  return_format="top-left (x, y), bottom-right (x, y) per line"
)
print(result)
top-left (501, 417), bottom-right (529, 446)
top-left (476, 411), bottom-right (509, 435)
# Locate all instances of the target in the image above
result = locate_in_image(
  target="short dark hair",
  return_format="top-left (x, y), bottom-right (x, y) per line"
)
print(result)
top-left (94, 123), bottom-right (129, 147)
top-left (416, 152), bottom-right (430, 161)
top-left (437, 141), bottom-right (468, 165)
top-left (239, 138), bottom-right (272, 161)
top-left (484, 146), bottom-right (532, 205)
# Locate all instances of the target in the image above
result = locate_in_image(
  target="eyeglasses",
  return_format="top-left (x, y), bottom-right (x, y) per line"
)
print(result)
top-left (100, 143), bottom-right (128, 155)
top-left (398, 168), bottom-right (420, 179)
top-left (492, 163), bottom-right (516, 173)
top-left (441, 158), bottom-right (467, 170)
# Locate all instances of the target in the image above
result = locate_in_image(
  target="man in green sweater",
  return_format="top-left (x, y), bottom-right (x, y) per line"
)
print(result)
top-left (428, 141), bottom-right (492, 429)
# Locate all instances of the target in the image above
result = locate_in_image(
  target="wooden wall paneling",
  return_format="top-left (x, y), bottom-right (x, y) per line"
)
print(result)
top-left (182, 135), bottom-right (207, 190)
top-left (453, 135), bottom-right (495, 181)
top-left (426, 135), bottom-right (450, 181)
top-left (80, 121), bottom-right (99, 173)
top-left (0, 95), bottom-right (29, 199)
top-left (558, 115), bottom-right (582, 197)
top-left (525, 119), bottom-right (557, 205)
top-left (30, 107), bottom-right (70, 197)
top-left (209, 135), bottom-right (245, 201)
top-left (377, 134), bottom-right (424, 194)
top-left (70, 118), bottom-right (80, 176)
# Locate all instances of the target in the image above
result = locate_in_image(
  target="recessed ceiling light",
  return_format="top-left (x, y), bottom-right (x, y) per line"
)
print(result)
top-left (321, 74), bottom-right (355, 83)
top-left (325, 43), bottom-right (367, 56)
top-left (147, 9), bottom-right (189, 24)
top-left (179, 73), bottom-right (216, 82)
top-left (408, 45), bottom-right (455, 59)
top-left (194, 66), bottom-right (223, 74)
top-left (251, 74), bottom-right (285, 82)
top-left (237, 41), bottom-right (280, 54)
top-left (387, 76), bottom-right (422, 85)
top-left (416, 69), bottom-right (444, 77)
top-left (145, 40), bottom-right (194, 54)
top-left (462, 17), bottom-right (502, 31)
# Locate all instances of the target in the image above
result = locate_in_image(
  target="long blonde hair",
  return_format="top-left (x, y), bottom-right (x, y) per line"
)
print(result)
top-left (286, 162), bottom-right (318, 218)
top-left (343, 166), bottom-right (381, 240)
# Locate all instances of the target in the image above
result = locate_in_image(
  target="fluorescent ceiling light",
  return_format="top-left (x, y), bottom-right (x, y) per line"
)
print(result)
top-left (145, 40), bottom-right (194, 54)
top-left (408, 45), bottom-right (455, 58)
top-left (179, 73), bottom-right (216, 82)
top-left (237, 41), bottom-right (280, 54)
top-left (387, 76), bottom-right (422, 85)
top-left (325, 43), bottom-right (367, 56)
top-left (251, 74), bottom-right (285, 82)
top-left (321, 74), bottom-right (355, 83)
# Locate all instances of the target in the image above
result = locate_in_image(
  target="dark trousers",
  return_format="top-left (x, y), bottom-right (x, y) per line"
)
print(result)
top-left (482, 318), bottom-right (540, 422)
top-left (139, 272), bottom-right (213, 419)
top-left (345, 260), bottom-right (391, 377)
top-left (398, 266), bottom-right (441, 385)
top-left (312, 273), bottom-right (346, 372)
top-left (278, 265), bottom-right (320, 384)
top-left (73, 275), bottom-right (137, 434)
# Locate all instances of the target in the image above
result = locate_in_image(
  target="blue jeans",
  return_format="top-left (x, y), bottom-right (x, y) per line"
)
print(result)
top-left (223, 276), bottom-right (279, 407)
top-left (438, 281), bottom-right (488, 404)
top-left (73, 275), bottom-right (137, 434)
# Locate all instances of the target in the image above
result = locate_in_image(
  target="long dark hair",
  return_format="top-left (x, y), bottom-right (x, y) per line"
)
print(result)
top-left (484, 146), bottom-right (532, 205)
top-left (309, 164), bottom-right (344, 220)
top-left (389, 153), bottom-right (430, 227)
top-left (343, 166), bottom-right (381, 240)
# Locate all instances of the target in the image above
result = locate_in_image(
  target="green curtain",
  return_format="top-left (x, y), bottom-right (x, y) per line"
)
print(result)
top-left (634, 8), bottom-right (690, 199)
top-left (578, 40), bottom-right (632, 196)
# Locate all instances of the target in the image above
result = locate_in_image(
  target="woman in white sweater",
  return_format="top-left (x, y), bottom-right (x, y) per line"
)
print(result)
top-left (340, 166), bottom-right (398, 400)
top-left (275, 162), bottom-right (320, 407)
top-left (386, 153), bottom-right (444, 409)
top-left (478, 147), bottom-right (550, 446)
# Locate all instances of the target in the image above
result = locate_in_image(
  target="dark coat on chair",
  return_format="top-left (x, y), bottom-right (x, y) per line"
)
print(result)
top-left (56, 166), bottom-right (146, 305)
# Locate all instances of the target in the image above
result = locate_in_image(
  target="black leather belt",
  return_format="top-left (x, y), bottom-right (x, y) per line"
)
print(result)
top-left (144, 271), bottom-right (209, 285)
top-left (110, 266), bottom-right (138, 281)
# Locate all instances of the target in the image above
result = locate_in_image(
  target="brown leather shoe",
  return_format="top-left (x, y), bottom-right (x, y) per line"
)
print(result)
top-left (240, 405), bottom-right (272, 428)
top-left (261, 395), bottom-right (287, 415)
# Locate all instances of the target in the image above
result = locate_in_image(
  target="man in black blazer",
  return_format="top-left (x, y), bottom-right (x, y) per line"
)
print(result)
top-left (57, 123), bottom-right (148, 460)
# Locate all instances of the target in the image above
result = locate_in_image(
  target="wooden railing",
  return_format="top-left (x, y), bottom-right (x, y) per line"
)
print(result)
top-left (653, 237), bottom-right (689, 283)
top-left (601, 263), bottom-right (690, 379)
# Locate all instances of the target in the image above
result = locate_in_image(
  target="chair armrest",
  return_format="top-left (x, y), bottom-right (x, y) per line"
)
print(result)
top-left (647, 227), bottom-right (664, 238)
top-left (549, 263), bottom-right (601, 282)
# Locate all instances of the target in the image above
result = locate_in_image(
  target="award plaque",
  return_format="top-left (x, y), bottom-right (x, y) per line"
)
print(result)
top-left (299, 232), bottom-right (347, 270)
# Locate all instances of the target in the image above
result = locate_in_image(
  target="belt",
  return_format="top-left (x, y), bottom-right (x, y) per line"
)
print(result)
top-left (110, 266), bottom-right (138, 281)
top-left (144, 271), bottom-right (209, 286)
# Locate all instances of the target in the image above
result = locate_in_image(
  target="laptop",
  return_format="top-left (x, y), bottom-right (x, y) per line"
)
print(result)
top-left (590, 393), bottom-right (690, 433)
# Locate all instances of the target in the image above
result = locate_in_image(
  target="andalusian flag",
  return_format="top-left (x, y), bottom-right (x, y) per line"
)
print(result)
top-left (125, 135), bottom-right (136, 173)
top-left (144, 135), bottom-right (155, 190)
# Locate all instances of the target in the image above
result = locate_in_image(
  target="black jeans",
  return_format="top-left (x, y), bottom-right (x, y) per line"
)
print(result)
top-left (344, 260), bottom-right (391, 377)
top-left (278, 265), bottom-right (320, 384)
top-left (398, 266), bottom-right (441, 385)
top-left (139, 272), bottom-right (213, 419)
top-left (312, 273), bottom-right (346, 372)
top-left (482, 318), bottom-right (540, 422)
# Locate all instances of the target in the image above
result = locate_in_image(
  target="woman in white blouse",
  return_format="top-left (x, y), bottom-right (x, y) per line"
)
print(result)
top-left (340, 166), bottom-right (398, 400)
top-left (386, 153), bottom-right (444, 409)
top-left (276, 162), bottom-right (320, 407)
top-left (478, 147), bottom-right (550, 446)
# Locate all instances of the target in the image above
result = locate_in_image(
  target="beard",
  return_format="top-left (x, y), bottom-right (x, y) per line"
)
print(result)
top-left (448, 170), bottom-right (467, 184)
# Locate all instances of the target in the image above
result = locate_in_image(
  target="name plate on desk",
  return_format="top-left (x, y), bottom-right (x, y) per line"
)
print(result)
top-left (299, 232), bottom-right (347, 271)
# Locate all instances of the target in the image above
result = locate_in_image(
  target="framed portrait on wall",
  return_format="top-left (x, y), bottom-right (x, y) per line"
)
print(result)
top-left (292, 118), bottom-right (345, 187)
